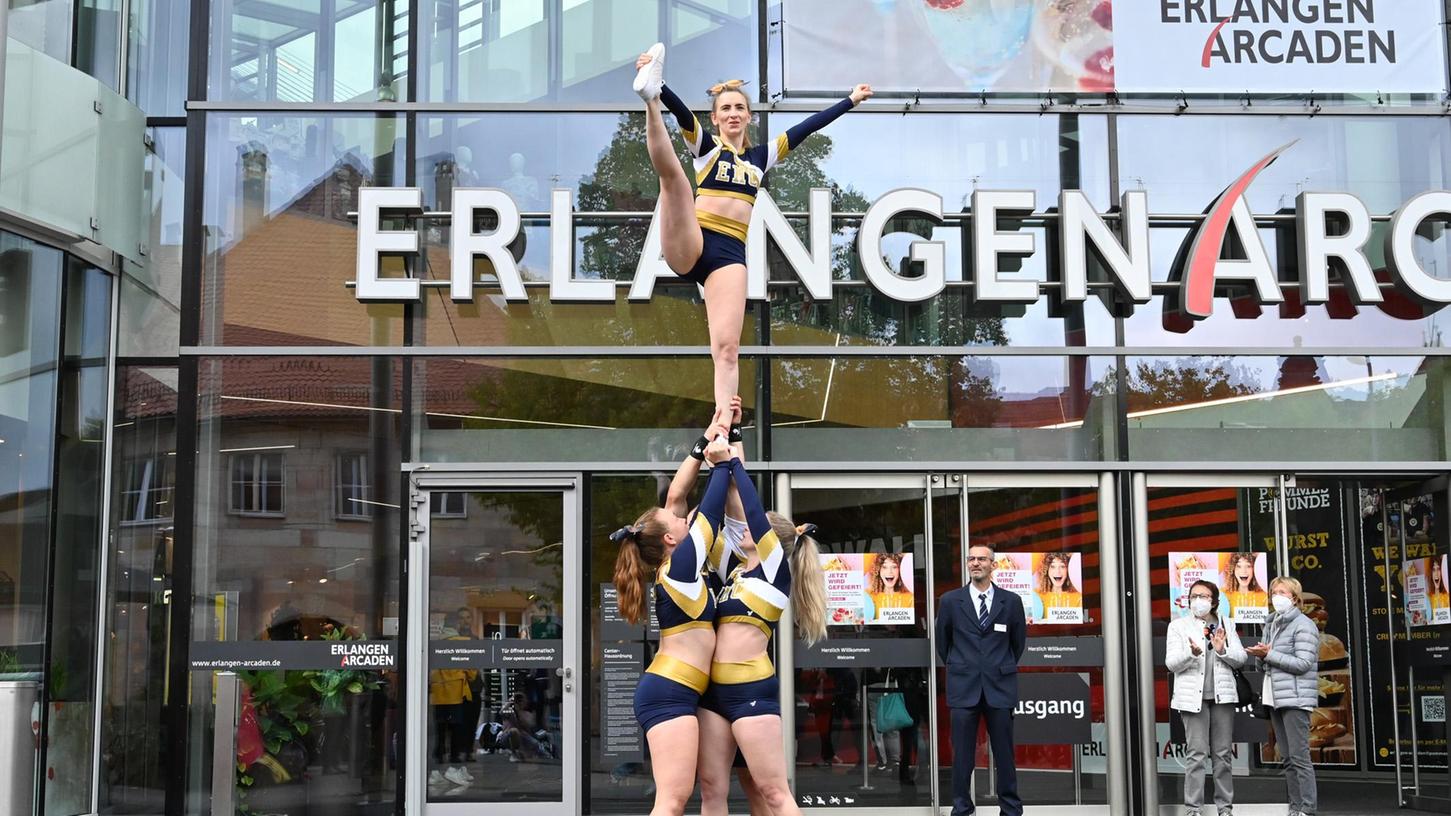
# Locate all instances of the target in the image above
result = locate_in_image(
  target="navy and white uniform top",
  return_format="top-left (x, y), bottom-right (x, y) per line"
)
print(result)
top-left (706, 458), bottom-right (791, 638)
top-left (653, 462), bottom-right (733, 636)
top-left (659, 85), bottom-right (854, 241)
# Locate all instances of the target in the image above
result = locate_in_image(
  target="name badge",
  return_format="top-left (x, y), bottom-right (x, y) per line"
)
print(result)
top-left (993, 623), bottom-right (1007, 632)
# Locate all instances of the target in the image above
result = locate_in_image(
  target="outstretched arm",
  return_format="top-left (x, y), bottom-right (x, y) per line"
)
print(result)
top-left (659, 84), bottom-right (715, 158)
top-left (725, 396), bottom-right (746, 523)
top-left (762, 84), bottom-right (873, 172)
top-left (665, 451), bottom-right (732, 584)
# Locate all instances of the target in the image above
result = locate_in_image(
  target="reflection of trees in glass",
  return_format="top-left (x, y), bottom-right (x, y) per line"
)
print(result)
top-left (1095, 357), bottom-right (1256, 414)
top-left (469, 492), bottom-right (565, 613)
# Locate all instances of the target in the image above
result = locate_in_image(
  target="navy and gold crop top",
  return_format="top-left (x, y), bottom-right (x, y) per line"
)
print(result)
top-left (711, 458), bottom-right (791, 638)
top-left (658, 85), bottom-right (854, 242)
top-left (654, 461), bottom-right (731, 637)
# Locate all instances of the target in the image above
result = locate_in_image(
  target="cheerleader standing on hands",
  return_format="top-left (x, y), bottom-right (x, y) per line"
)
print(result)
top-left (632, 42), bottom-right (872, 416)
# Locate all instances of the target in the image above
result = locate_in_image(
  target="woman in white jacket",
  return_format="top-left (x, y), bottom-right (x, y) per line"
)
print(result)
top-left (1166, 580), bottom-right (1247, 816)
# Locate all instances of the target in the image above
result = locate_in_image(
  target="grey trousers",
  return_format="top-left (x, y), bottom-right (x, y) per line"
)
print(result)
top-left (1182, 702), bottom-right (1236, 811)
top-left (1270, 707), bottom-right (1317, 815)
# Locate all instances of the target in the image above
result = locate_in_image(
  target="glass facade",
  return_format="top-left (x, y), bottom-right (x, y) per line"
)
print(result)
top-left (3, 1), bottom-right (1451, 815)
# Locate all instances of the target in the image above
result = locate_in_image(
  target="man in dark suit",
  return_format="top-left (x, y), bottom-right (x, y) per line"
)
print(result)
top-left (936, 544), bottom-right (1027, 816)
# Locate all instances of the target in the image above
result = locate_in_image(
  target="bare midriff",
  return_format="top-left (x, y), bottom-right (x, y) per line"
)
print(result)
top-left (658, 626), bottom-right (716, 674)
top-left (695, 192), bottom-right (754, 230)
top-left (714, 620), bottom-right (770, 664)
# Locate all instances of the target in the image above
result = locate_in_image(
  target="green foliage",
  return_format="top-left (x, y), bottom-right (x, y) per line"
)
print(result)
top-left (1095, 356), bottom-right (1256, 413)
top-left (235, 627), bottom-right (383, 813)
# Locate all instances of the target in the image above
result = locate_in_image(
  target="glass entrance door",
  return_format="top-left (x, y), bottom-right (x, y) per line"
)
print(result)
top-left (1377, 477), bottom-right (1451, 812)
top-left (781, 473), bottom-right (1123, 814)
top-left (955, 474), bottom-right (1120, 812)
top-left (1135, 474), bottom-right (1287, 814)
top-left (405, 473), bottom-right (581, 815)
top-left (783, 474), bottom-right (939, 811)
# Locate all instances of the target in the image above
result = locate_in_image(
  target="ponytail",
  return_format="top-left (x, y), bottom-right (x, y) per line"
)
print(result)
top-left (768, 512), bottom-right (827, 646)
top-left (791, 534), bottom-right (827, 646)
top-left (613, 536), bottom-right (649, 625)
top-left (611, 510), bottom-right (670, 626)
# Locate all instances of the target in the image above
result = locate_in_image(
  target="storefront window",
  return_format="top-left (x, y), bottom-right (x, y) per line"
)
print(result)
top-left (766, 113), bottom-right (1111, 214)
top-left (44, 261), bottom-right (113, 816)
top-left (1122, 355), bottom-right (1448, 462)
top-left (414, 356), bottom-right (758, 462)
top-left (188, 356), bottom-right (403, 813)
top-left (125, 0), bottom-right (190, 116)
top-left (121, 127), bottom-right (184, 359)
top-left (208, 0), bottom-right (408, 102)
top-left (8, 0), bottom-right (72, 65)
top-left (769, 285), bottom-right (1117, 349)
top-left (770, 355), bottom-right (1116, 462)
top-left (419, 0), bottom-right (755, 103)
top-left (101, 366), bottom-right (177, 813)
top-left (201, 114), bottom-right (406, 346)
top-left (76, 0), bottom-right (123, 90)
top-left (792, 485), bottom-right (933, 809)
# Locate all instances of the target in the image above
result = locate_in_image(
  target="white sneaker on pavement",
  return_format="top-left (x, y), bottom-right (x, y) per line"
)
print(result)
top-left (444, 766), bottom-right (470, 786)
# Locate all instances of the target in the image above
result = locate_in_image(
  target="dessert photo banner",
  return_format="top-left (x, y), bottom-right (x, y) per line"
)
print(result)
top-left (991, 552), bottom-right (1085, 625)
top-left (1168, 551), bottom-right (1270, 624)
top-left (821, 552), bottom-right (916, 626)
top-left (781, 0), bottom-right (1446, 95)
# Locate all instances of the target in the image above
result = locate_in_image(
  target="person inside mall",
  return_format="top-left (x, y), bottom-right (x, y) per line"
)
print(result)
top-left (935, 544), bottom-right (1027, 816)
top-left (1246, 576), bottom-right (1321, 816)
top-left (1167, 579), bottom-right (1247, 816)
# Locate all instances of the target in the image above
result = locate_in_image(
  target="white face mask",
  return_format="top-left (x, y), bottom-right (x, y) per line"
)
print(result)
top-left (1190, 598), bottom-right (1213, 617)
top-left (1271, 594), bottom-right (1294, 613)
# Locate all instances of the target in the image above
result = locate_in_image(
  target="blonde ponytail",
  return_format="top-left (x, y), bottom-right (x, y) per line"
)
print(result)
top-left (768, 512), bottom-right (827, 646)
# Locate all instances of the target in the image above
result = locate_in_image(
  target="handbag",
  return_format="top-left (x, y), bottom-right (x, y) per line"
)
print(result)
top-left (876, 692), bottom-right (914, 732)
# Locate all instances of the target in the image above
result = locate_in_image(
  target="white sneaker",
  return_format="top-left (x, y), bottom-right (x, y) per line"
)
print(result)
top-left (444, 766), bottom-right (471, 786)
top-left (456, 766), bottom-right (474, 782)
top-left (428, 769), bottom-right (445, 785)
top-left (633, 42), bottom-right (665, 100)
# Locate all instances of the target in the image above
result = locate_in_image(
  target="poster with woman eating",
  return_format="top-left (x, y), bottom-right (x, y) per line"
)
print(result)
top-left (1168, 552), bottom-right (1269, 623)
top-left (987, 552), bottom-right (1084, 624)
top-left (820, 553), bottom-right (915, 626)
top-left (1403, 555), bottom-right (1451, 627)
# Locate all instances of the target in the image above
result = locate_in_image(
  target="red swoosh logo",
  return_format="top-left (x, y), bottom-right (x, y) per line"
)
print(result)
top-left (1201, 16), bottom-right (1235, 67)
top-left (1182, 141), bottom-right (1297, 319)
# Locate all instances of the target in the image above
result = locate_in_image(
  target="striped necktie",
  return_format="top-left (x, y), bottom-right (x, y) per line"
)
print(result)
top-left (978, 593), bottom-right (990, 630)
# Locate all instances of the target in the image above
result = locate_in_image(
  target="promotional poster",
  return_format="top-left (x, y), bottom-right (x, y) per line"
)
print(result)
top-left (821, 553), bottom-right (916, 625)
top-left (989, 552), bottom-right (1085, 625)
top-left (1363, 489), bottom-right (1448, 769)
top-left (782, 0), bottom-right (1447, 95)
top-left (1167, 551), bottom-right (1270, 624)
top-left (1404, 554), bottom-right (1451, 627)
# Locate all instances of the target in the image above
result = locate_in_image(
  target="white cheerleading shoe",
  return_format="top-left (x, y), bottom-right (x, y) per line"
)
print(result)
top-left (634, 42), bottom-right (665, 100)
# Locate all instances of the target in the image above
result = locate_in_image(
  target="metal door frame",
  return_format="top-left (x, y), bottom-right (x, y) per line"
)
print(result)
top-left (1382, 475), bottom-right (1451, 813)
top-left (783, 472), bottom-right (1122, 815)
top-left (404, 470), bottom-right (583, 816)
top-left (783, 472), bottom-right (933, 813)
top-left (1137, 473), bottom-right (1286, 815)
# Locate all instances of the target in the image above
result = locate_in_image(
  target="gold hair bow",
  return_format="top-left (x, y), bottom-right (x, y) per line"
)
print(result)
top-left (708, 79), bottom-right (746, 95)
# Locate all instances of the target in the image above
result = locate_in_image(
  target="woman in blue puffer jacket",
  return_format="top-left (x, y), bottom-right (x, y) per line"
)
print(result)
top-left (1244, 576), bottom-right (1319, 816)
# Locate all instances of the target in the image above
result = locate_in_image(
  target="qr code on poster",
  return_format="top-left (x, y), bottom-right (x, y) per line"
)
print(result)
top-left (1422, 695), bottom-right (1446, 724)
